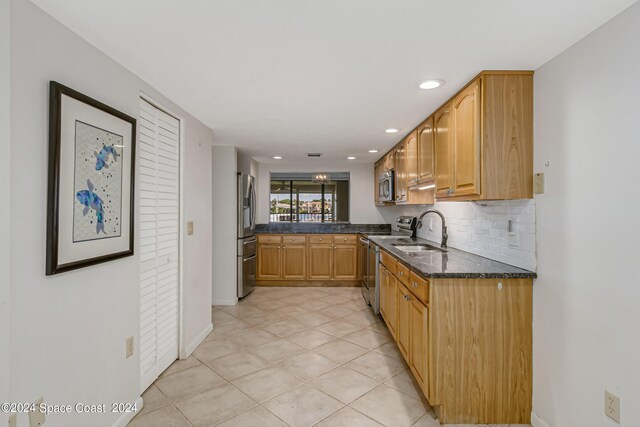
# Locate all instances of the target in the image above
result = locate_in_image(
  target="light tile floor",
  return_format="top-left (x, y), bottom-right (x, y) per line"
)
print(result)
top-left (129, 286), bottom-right (532, 427)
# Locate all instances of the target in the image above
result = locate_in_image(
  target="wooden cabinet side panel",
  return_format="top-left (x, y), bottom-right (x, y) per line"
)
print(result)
top-left (430, 278), bottom-right (532, 424)
top-left (482, 74), bottom-right (534, 200)
top-left (501, 279), bottom-right (533, 423)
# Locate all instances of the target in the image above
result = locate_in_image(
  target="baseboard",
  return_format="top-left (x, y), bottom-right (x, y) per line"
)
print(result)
top-left (256, 280), bottom-right (361, 287)
top-left (112, 396), bottom-right (143, 427)
top-left (181, 322), bottom-right (213, 359)
top-left (531, 411), bottom-right (552, 427)
top-left (211, 298), bottom-right (238, 306)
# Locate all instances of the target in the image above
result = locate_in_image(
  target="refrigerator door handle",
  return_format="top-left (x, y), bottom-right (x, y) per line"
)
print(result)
top-left (250, 181), bottom-right (256, 229)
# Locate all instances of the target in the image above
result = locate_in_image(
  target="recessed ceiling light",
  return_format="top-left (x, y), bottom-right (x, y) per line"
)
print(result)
top-left (419, 79), bottom-right (444, 90)
top-left (368, 149), bottom-right (379, 153)
top-left (273, 156), bottom-right (283, 159)
top-left (385, 128), bottom-right (398, 134)
top-left (347, 156), bottom-right (356, 160)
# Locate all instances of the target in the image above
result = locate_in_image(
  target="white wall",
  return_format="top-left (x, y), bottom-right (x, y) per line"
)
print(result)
top-left (378, 199), bottom-right (537, 271)
top-left (0, 0), bottom-right (11, 424)
top-left (180, 110), bottom-right (214, 356)
top-left (212, 146), bottom-right (239, 305)
top-left (256, 162), bottom-right (385, 224)
top-left (9, 1), bottom-right (213, 426)
top-left (532, 2), bottom-right (640, 426)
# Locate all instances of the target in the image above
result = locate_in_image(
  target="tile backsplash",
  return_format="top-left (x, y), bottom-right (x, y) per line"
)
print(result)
top-left (378, 199), bottom-right (537, 271)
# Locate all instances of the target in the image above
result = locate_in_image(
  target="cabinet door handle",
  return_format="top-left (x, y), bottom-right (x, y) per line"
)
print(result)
top-left (412, 282), bottom-right (418, 288)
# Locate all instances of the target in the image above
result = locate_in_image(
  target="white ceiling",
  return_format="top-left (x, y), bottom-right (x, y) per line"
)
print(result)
top-left (32, 0), bottom-right (637, 166)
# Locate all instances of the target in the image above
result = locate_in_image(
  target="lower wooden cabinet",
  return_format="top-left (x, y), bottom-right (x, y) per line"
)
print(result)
top-left (381, 267), bottom-right (398, 339)
top-left (378, 247), bottom-right (533, 425)
top-left (308, 244), bottom-right (332, 280)
top-left (396, 284), bottom-right (411, 360)
top-left (256, 234), bottom-right (357, 282)
top-left (408, 296), bottom-right (429, 399)
top-left (282, 245), bottom-right (306, 279)
top-left (257, 244), bottom-right (281, 279)
top-left (333, 244), bottom-right (358, 280)
top-left (379, 265), bottom-right (389, 320)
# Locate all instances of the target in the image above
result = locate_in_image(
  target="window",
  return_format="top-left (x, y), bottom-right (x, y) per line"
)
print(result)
top-left (270, 173), bottom-right (350, 222)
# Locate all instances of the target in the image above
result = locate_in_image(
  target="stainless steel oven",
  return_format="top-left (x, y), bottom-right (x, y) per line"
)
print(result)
top-left (378, 170), bottom-right (394, 203)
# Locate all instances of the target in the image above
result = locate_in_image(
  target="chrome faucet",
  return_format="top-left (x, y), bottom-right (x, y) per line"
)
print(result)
top-left (416, 209), bottom-right (448, 248)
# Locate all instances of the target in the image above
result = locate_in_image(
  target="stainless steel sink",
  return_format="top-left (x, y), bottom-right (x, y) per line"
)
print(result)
top-left (391, 243), bottom-right (446, 253)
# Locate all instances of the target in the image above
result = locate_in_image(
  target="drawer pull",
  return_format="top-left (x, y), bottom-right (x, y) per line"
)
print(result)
top-left (399, 271), bottom-right (403, 276)
top-left (412, 282), bottom-right (418, 288)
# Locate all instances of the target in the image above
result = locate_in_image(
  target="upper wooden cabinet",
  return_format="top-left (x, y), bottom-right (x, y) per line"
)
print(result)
top-left (383, 151), bottom-right (394, 172)
top-left (394, 141), bottom-right (407, 203)
top-left (374, 160), bottom-right (384, 206)
top-left (416, 117), bottom-right (435, 185)
top-left (375, 70), bottom-right (533, 202)
top-left (405, 131), bottom-right (419, 187)
top-left (434, 103), bottom-right (453, 198)
top-left (450, 79), bottom-right (481, 198)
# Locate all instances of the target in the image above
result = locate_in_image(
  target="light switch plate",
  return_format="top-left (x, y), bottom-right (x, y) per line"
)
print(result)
top-left (605, 390), bottom-right (620, 423)
top-left (126, 336), bottom-right (134, 359)
top-left (534, 173), bottom-right (545, 194)
top-left (187, 221), bottom-right (194, 236)
top-left (28, 398), bottom-right (45, 427)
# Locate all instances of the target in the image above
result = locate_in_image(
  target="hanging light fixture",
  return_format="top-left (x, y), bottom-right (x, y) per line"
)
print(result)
top-left (312, 173), bottom-right (330, 183)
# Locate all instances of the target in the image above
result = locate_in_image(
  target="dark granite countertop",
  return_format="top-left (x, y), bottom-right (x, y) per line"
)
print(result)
top-left (368, 235), bottom-right (536, 279)
top-left (256, 223), bottom-right (392, 235)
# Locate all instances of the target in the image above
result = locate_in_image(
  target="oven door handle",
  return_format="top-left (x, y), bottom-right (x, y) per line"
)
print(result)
top-left (243, 254), bottom-right (256, 261)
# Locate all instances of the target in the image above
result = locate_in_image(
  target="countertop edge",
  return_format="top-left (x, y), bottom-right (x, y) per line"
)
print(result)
top-left (369, 237), bottom-right (537, 280)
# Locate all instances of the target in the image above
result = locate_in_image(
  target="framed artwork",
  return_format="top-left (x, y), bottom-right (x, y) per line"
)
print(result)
top-left (46, 81), bottom-right (136, 275)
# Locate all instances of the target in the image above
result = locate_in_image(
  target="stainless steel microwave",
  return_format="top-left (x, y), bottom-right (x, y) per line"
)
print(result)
top-left (378, 170), bottom-right (394, 203)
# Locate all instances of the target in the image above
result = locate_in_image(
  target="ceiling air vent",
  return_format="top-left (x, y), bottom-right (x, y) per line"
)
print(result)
top-left (307, 153), bottom-right (322, 157)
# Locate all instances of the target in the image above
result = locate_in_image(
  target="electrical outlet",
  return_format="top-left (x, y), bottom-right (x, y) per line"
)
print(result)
top-left (28, 397), bottom-right (45, 427)
top-left (534, 172), bottom-right (545, 194)
top-left (508, 232), bottom-right (520, 247)
top-left (605, 390), bottom-right (620, 423)
top-left (126, 336), bottom-right (134, 359)
top-left (8, 413), bottom-right (16, 427)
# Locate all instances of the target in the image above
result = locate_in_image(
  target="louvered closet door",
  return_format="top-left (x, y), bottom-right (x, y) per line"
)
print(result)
top-left (139, 99), bottom-right (180, 392)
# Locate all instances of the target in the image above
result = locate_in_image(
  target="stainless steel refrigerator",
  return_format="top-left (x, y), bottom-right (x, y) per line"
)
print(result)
top-left (237, 173), bottom-right (256, 298)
